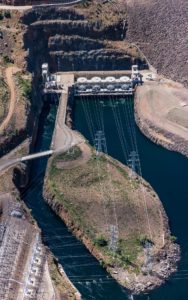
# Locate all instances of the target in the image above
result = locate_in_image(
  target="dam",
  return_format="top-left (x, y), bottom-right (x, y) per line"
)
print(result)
top-left (0, 63), bottom-right (156, 174)
top-left (36, 64), bottom-right (152, 163)
top-left (42, 63), bottom-right (146, 96)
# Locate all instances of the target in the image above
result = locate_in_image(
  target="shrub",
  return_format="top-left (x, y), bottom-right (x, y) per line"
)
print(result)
top-left (4, 11), bottom-right (11, 18)
top-left (17, 75), bottom-right (32, 102)
top-left (170, 235), bottom-right (177, 242)
top-left (94, 235), bottom-right (108, 247)
top-left (0, 12), bottom-right (4, 21)
top-left (3, 55), bottom-right (13, 64)
top-left (137, 235), bottom-right (153, 247)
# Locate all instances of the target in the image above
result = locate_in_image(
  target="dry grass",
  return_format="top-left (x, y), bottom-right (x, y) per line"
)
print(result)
top-left (76, 0), bottom-right (127, 27)
top-left (0, 12), bottom-right (30, 149)
top-left (0, 10), bottom-right (26, 68)
top-left (0, 70), bottom-right (31, 146)
top-left (0, 72), bottom-right (9, 123)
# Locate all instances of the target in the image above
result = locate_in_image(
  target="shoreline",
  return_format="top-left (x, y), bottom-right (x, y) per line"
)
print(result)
top-left (134, 83), bottom-right (188, 159)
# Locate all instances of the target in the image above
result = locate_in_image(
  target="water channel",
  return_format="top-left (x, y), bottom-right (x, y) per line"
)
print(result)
top-left (22, 96), bottom-right (188, 300)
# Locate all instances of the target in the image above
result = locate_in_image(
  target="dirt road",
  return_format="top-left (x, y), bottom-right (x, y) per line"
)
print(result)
top-left (56, 142), bottom-right (91, 169)
top-left (0, 66), bottom-right (20, 133)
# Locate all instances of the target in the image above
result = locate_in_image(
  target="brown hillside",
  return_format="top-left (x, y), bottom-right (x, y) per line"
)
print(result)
top-left (126, 0), bottom-right (188, 86)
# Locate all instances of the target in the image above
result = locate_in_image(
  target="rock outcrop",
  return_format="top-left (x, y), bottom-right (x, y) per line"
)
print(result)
top-left (22, 6), bottom-right (147, 74)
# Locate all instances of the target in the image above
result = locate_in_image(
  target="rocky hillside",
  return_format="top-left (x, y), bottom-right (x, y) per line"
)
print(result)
top-left (126, 0), bottom-right (188, 86)
top-left (22, 4), bottom-right (147, 75)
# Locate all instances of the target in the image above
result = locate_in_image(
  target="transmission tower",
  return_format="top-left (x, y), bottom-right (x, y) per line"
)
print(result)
top-left (109, 225), bottom-right (119, 253)
top-left (95, 130), bottom-right (119, 253)
top-left (142, 241), bottom-right (153, 274)
top-left (94, 130), bottom-right (107, 155)
top-left (127, 150), bottom-right (140, 177)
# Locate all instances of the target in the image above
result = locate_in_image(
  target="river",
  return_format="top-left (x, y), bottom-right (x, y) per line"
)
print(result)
top-left (22, 96), bottom-right (188, 300)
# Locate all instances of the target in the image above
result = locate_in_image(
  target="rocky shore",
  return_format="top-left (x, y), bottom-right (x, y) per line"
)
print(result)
top-left (135, 110), bottom-right (188, 159)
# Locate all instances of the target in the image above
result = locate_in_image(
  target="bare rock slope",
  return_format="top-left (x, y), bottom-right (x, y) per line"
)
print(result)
top-left (126, 0), bottom-right (188, 86)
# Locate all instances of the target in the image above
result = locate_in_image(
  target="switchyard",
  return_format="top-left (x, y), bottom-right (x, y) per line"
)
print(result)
top-left (0, 194), bottom-right (54, 300)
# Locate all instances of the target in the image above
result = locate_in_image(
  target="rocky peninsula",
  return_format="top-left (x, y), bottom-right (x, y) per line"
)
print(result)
top-left (44, 142), bottom-right (180, 294)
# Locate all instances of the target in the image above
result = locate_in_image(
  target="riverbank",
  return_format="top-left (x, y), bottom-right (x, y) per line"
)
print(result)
top-left (44, 141), bottom-right (180, 294)
top-left (135, 81), bottom-right (188, 158)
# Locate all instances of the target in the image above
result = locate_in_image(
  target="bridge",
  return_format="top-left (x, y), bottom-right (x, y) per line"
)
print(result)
top-left (0, 150), bottom-right (53, 173)
top-left (0, 138), bottom-right (81, 172)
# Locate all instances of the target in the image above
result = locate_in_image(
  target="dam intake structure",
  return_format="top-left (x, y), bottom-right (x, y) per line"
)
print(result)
top-left (42, 63), bottom-right (146, 96)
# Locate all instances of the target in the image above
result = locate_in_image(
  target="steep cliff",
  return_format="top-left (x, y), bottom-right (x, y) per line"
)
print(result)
top-left (22, 5), bottom-right (147, 75)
